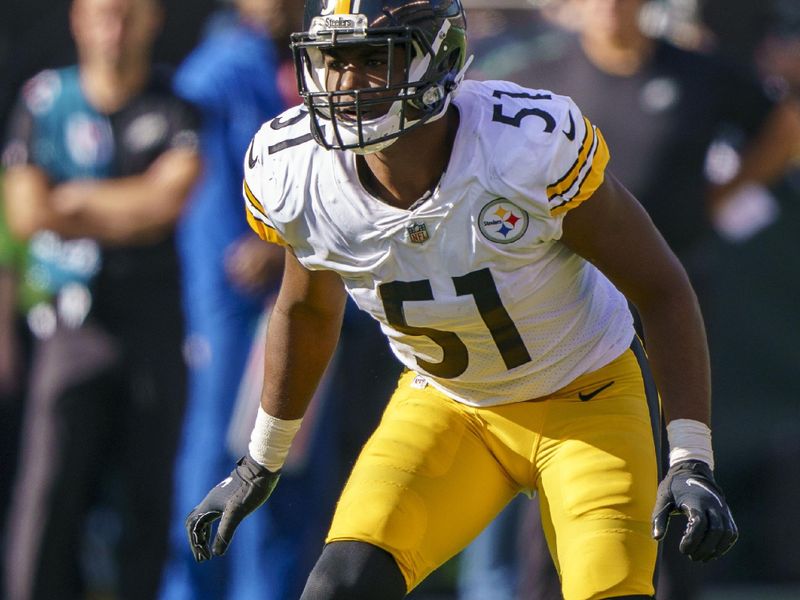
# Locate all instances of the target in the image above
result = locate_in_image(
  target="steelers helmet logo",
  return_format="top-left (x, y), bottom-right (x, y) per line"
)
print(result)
top-left (478, 198), bottom-right (529, 244)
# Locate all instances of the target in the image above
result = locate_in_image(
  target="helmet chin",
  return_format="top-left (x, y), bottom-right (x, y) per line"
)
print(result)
top-left (328, 100), bottom-right (407, 154)
top-left (328, 88), bottom-right (454, 154)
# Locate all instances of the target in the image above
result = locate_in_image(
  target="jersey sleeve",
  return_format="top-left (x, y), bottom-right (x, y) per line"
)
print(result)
top-left (483, 82), bottom-right (610, 236)
top-left (242, 125), bottom-right (289, 248)
top-left (542, 97), bottom-right (610, 217)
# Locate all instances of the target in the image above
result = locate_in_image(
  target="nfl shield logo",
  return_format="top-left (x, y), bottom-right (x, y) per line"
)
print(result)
top-left (407, 222), bottom-right (429, 244)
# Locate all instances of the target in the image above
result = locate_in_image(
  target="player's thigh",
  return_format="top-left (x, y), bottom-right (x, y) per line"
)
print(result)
top-left (538, 348), bottom-right (659, 600)
top-left (327, 372), bottom-right (518, 593)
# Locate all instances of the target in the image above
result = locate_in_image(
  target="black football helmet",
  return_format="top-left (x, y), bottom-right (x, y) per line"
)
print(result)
top-left (291, 0), bottom-right (469, 153)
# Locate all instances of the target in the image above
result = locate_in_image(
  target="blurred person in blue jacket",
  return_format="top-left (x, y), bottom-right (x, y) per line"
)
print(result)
top-left (158, 1), bottom-right (318, 599)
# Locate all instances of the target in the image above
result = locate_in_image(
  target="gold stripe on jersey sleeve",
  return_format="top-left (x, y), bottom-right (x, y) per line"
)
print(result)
top-left (550, 127), bottom-right (610, 217)
top-left (335, 0), bottom-right (352, 14)
top-left (242, 179), bottom-right (288, 247)
top-left (243, 179), bottom-right (267, 216)
top-left (245, 207), bottom-right (288, 246)
top-left (546, 116), bottom-right (594, 201)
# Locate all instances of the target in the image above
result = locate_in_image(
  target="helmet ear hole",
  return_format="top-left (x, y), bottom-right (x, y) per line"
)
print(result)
top-left (421, 84), bottom-right (445, 109)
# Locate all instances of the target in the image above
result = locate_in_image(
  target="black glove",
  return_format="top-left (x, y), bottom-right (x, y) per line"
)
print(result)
top-left (186, 455), bottom-right (280, 562)
top-left (652, 459), bottom-right (738, 562)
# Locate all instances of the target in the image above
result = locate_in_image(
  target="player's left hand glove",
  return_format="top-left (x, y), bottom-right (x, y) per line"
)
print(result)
top-left (652, 459), bottom-right (738, 561)
top-left (185, 455), bottom-right (280, 562)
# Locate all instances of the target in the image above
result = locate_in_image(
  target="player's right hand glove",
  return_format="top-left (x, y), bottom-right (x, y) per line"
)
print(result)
top-left (652, 459), bottom-right (738, 562)
top-left (185, 455), bottom-right (280, 562)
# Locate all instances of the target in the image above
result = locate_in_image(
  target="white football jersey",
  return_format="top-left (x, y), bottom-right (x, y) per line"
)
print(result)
top-left (243, 79), bottom-right (634, 407)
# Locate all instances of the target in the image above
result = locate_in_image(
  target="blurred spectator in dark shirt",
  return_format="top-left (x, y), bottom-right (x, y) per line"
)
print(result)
top-left (460, 1), bottom-right (800, 598)
top-left (702, 2), bottom-right (800, 590)
top-left (0, 0), bottom-right (201, 598)
top-left (497, 0), bottom-right (800, 301)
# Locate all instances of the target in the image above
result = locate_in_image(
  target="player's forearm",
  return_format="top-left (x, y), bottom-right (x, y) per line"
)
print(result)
top-left (260, 296), bottom-right (345, 420)
top-left (635, 280), bottom-right (711, 426)
top-left (247, 294), bottom-right (343, 471)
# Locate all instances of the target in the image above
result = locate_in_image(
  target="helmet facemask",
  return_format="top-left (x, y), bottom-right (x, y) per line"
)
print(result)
top-left (292, 12), bottom-right (467, 154)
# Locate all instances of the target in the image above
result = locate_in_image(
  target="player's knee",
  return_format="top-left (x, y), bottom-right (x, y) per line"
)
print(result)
top-left (300, 541), bottom-right (406, 600)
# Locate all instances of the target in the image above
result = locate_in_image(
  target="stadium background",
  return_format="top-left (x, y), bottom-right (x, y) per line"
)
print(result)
top-left (1, 0), bottom-right (799, 599)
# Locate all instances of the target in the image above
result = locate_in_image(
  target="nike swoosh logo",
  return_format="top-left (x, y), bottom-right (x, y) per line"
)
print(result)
top-left (562, 111), bottom-right (576, 141)
top-left (247, 140), bottom-right (258, 169)
top-left (686, 477), bottom-right (724, 507)
top-left (578, 380), bottom-right (614, 401)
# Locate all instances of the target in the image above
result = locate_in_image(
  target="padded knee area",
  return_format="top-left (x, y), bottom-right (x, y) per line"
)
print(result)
top-left (300, 541), bottom-right (406, 600)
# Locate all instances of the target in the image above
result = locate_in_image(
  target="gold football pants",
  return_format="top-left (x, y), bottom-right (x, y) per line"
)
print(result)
top-left (327, 340), bottom-right (660, 600)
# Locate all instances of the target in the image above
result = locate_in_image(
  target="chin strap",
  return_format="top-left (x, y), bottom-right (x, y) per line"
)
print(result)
top-left (451, 54), bottom-right (474, 91)
top-left (422, 53), bottom-right (474, 127)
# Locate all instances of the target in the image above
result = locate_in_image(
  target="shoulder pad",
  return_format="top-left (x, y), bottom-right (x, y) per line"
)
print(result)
top-left (242, 105), bottom-right (317, 247)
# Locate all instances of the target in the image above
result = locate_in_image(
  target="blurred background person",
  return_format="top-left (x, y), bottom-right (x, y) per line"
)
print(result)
top-left (458, 1), bottom-right (800, 599)
top-left (0, 0), bottom-right (201, 599)
top-left (161, 2), bottom-right (405, 598)
top-left (495, 0), bottom-right (800, 304)
top-left (0, 11), bottom-right (75, 594)
top-left (699, 0), bottom-right (800, 594)
top-left (158, 1), bottom-right (305, 599)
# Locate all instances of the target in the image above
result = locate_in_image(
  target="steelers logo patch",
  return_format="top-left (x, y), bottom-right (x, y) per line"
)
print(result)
top-left (478, 198), bottom-right (529, 244)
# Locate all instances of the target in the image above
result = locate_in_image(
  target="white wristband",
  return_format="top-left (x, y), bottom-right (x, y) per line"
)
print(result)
top-left (667, 418), bottom-right (715, 470)
top-left (248, 406), bottom-right (303, 472)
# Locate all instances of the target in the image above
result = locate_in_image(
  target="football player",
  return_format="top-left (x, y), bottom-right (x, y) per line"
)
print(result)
top-left (185, 1), bottom-right (738, 598)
